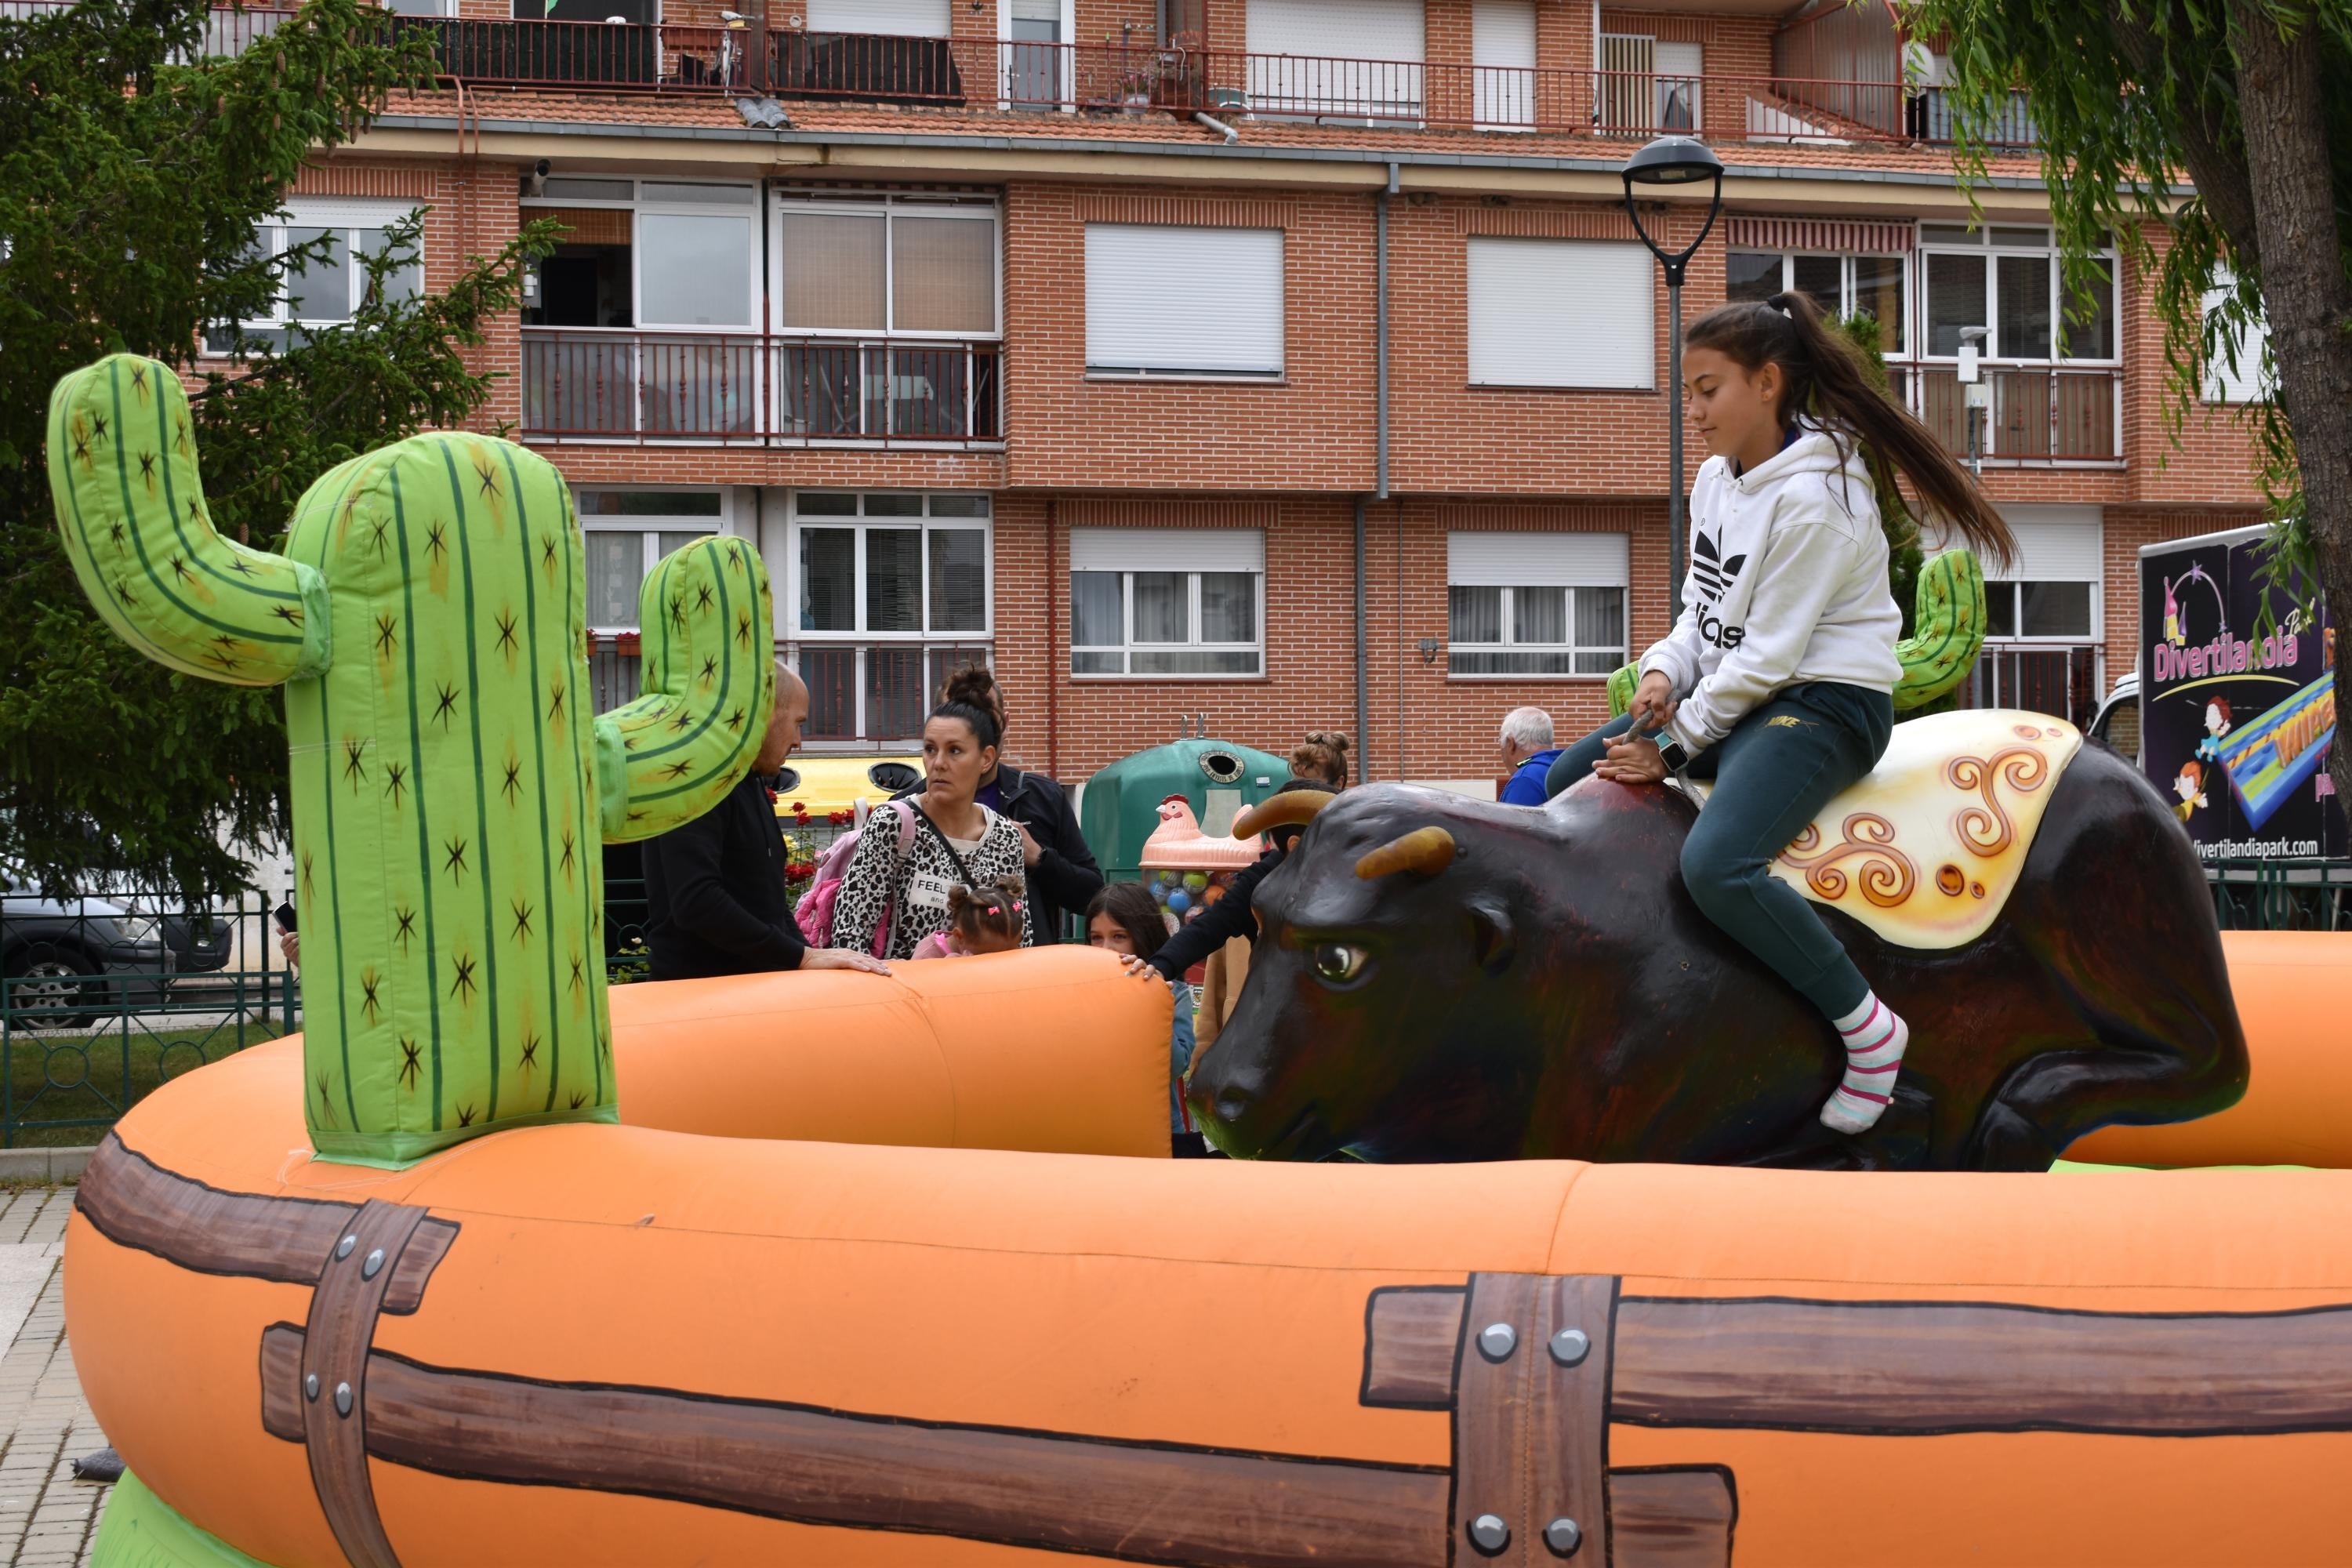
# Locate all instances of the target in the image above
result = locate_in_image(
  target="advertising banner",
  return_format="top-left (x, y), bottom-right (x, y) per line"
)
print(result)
top-left (2140, 526), bottom-right (2343, 862)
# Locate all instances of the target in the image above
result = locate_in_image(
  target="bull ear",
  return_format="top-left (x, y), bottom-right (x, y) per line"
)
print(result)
top-left (1467, 896), bottom-right (1517, 975)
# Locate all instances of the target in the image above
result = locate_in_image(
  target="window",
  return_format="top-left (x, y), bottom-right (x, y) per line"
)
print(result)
top-left (1467, 238), bottom-right (1653, 389)
top-left (1086, 224), bottom-right (1284, 378)
top-left (1932, 506), bottom-right (2100, 640)
top-left (1596, 34), bottom-right (1700, 132)
top-left (1915, 225), bottom-right (2116, 361)
top-left (519, 179), bottom-right (759, 330)
top-left (1727, 251), bottom-right (1907, 357)
top-left (2201, 272), bottom-right (2274, 405)
top-left (808, 0), bottom-right (950, 33)
top-left (204, 199), bottom-right (423, 354)
top-left (1446, 532), bottom-right (1629, 677)
top-left (576, 490), bottom-right (728, 631)
top-left (775, 194), bottom-right (999, 336)
top-left (789, 493), bottom-right (993, 742)
top-left (1069, 529), bottom-right (1264, 678)
top-left (1248, 0), bottom-right (1426, 118)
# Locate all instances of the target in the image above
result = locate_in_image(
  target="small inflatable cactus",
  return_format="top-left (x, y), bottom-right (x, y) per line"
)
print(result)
top-left (1608, 547), bottom-right (1987, 720)
top-left (48, 354), bottom-right (773, 1165)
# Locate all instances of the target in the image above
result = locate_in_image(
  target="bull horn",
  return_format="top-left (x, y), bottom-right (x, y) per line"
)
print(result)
top-left (1232, 791), bottom-right (1334, 840)
top-left (1355, 826), bottom-right (1458, 880)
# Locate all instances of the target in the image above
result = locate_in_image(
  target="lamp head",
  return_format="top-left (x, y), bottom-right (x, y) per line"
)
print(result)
top-left (1621, 135), bottom-right (1724, 187)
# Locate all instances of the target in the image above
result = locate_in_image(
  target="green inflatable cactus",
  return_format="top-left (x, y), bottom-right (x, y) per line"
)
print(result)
top-left (1607, 547), bottom-right (1988, 720)
top-left (48, 354), bottom-right (774, 1166)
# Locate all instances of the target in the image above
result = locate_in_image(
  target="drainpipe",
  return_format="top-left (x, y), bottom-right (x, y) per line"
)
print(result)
top-left (1046, 497), bottom-right (1061, 780)
top-left (1355, 497), bottom-right (1369, 782)
top-left (1364, 160), bottom-right (1397, 783)
top-left (1377, 161), bottom-right (1396, 501)
top-left (1192, 110), bottom-right (1240, 143)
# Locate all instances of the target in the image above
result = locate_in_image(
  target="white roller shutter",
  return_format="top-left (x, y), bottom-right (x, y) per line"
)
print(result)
top-left (1467, 238), bottom-right (1654, 389)
top-left (1070, 529), bottom-right (1265, 575)
top-left (1472, 0), bottom-right (1536, 129)
top-left (2201, 273), bottom-right (2274, 404)
top-left (1086, 225), bottom-right (1285, 376)
top-left (1248, 0), bottom-right (1424, 62)
top-left (1998, 506), bottom-right (2103, 581)
top-left (807, 0), bottom-right (949, 37)
top-left (1449, 532), bottom-right (1629, 588)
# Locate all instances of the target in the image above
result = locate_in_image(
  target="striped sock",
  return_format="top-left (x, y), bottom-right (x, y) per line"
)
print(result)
top-left (1820, 993), bottom-right (1909, 1135)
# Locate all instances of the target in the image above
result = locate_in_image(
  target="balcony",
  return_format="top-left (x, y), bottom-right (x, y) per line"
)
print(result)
top-left (115, 5), bottom-right (2034, 148)
top-left (520, 330), bottom-right (1003, 448)
top-left (1889, 364), bottom-right (2122, 466)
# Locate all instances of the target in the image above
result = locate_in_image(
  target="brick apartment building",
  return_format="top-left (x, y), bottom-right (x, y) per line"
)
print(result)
top-left (189, 0), bottom-right (2272, 791)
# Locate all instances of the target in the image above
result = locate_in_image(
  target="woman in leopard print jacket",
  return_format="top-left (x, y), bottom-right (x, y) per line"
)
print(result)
top-left (827, 672), bottom-right (1033, 960)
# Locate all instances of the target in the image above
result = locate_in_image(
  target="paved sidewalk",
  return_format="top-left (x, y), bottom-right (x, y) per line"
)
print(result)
top-left (0, 1191), bottom-right (108, 1568)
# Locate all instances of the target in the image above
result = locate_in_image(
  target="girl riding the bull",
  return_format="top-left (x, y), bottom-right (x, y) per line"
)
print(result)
top-left (1544, 291), bottom-right (2015, 1137)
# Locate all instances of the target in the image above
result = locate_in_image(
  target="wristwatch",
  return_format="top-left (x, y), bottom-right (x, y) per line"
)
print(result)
top-left (1653, 732), bottom-right (1692, 774)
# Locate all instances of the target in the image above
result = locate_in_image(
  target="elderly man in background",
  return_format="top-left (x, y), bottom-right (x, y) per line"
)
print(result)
top-left (643, 661), bottom-right (889, 981)
top-left (1496, 706), bottom-right (1563, 806)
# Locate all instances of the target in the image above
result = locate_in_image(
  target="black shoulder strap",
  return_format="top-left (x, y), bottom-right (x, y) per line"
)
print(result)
top-left (909, 802), bottom-right (981, 889)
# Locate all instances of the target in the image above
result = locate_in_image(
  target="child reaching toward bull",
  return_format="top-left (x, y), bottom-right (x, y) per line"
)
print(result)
top-left (1545, 292), bottom-right (2016, 1137)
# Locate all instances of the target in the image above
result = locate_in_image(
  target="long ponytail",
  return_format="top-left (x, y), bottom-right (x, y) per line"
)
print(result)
top-left (1684, 292), bottom-right (2016, 571)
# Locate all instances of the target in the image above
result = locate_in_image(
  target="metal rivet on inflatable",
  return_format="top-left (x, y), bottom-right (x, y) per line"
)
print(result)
top-left (45, 358), bottom-right (2352, 1567)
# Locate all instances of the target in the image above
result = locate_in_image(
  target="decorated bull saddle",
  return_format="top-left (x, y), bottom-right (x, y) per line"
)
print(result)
top-left (1686, 710), bottom-right (2085, 948)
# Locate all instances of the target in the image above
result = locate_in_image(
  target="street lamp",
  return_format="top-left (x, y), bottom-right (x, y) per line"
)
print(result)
top-left (1621, 134), bottom-right (1725, 605)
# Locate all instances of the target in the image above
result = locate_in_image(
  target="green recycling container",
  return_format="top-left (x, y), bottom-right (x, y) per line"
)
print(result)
top-left (1080, 739), bottom-right (1294, 884)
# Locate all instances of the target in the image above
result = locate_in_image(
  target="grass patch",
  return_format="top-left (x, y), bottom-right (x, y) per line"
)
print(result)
top-left (0, 1015), bottom-right (285, 1149)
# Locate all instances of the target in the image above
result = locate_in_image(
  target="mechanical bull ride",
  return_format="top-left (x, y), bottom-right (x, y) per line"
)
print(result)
top-left (1192, 713), bottom-right (2249, 1171)
top-left (49, 355), bottom-right (2352, 1568)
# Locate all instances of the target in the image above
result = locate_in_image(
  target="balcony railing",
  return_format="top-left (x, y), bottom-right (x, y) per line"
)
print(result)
top-left (521, 330), bottom-right (1002, 447)
top-left (797, 643), bottom-right (992, 746)
top-left (1957, 644), bottom-right (2103, 726)
top-left (70, 5), bottom-right (2036, 147)
top-left (1889, 364), bottom-right (2123, 465)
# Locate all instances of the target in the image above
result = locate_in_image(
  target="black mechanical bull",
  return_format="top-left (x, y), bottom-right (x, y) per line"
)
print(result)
top-left (1185, 746), bottom-right (2248, 1171)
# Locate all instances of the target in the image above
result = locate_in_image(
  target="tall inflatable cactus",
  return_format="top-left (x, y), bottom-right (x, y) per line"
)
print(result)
top-left (1607, 546), bottom-right (1989, 720)
top-left (48, 354), bottom-right (774, 1166)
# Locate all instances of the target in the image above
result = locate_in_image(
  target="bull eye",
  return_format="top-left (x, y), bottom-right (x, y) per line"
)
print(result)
top-left (1312, 942), bottom-right (1365, 984)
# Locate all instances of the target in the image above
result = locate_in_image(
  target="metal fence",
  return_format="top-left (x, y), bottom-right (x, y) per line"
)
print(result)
top-left (2208, 858), bottom-right (2352, 932)
top-left (521, 331), bottom-right (1003, 448)
top-left (2, 2), bottom-right (2041, 149)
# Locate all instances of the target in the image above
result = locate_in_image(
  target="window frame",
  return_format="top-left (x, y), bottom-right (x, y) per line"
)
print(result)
top-left (575, 488), bottom-right (732, 636)
top-left (520, 178), bottom-right (764, 334)
top-left (1980, 579), bottom-right (2100, 644)
top-left (1069, 567), bottom-right (1266, 681)
top-left (205, 198), bottom-right (426, 354)
top-left (1725, 249), bottom-right (1910, 359)
top-left (786, 492), bottom-right (996, 643)
top-left (1083, 223), bottom-right (1287, 381)
top-left (1913, 225), bottom-right (2121, 366)
top-left (769, 191), bottom-right (1003, 341)
top-left (1443, 529), bottom-right (1631, 680)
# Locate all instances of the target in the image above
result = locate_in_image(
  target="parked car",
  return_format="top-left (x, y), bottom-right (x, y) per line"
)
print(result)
top-left (0, 878), bottom-right (176, 1027)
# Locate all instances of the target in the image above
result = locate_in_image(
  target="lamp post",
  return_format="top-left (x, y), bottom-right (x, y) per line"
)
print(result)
top-left (1621, 134), bottom-right (1725, 606)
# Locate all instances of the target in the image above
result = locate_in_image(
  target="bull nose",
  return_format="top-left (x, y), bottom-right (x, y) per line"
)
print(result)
top-left (1210, 1081), bottom-right (1258, 1126)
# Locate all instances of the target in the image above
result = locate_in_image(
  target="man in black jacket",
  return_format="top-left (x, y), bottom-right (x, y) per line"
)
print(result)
top-left (643, 663), bottom-right (890, 981)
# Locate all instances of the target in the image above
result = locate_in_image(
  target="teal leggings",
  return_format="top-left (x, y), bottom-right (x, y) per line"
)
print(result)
top-left (1546, 682), bottom-right (1895, 1019)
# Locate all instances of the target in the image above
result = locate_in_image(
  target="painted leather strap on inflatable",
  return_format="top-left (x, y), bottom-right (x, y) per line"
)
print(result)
top-left (74, 1134), bottom-right (2352, 1568)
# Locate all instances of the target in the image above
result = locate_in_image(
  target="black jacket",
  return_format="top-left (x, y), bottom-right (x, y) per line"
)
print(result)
top-left (897, 763), bottom-right (1102, 942)
top-left (643, 771), bottom-right (806, 980)
top-left (1148, 847), bottom-right (1280, 980)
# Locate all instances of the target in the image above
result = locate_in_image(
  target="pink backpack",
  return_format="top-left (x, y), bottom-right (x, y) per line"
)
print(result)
top-left (794, 800), bottom-right (917, 957)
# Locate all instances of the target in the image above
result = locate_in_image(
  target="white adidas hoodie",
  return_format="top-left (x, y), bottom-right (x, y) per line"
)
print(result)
top-left (1640, 426), bottom-right (1903, 755)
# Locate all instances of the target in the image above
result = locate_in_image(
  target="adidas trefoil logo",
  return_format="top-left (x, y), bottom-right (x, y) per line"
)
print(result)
top-left (1690, 528), bottom-right (1748, 603)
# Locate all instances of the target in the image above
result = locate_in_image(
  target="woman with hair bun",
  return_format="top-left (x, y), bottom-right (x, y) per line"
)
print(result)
top-left (829, 670), bottom-right (1034, 960)
top-left (1290, 730), bottom-right (1351, 789)
top-left (890, 665), bottom-right (1102, 942)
